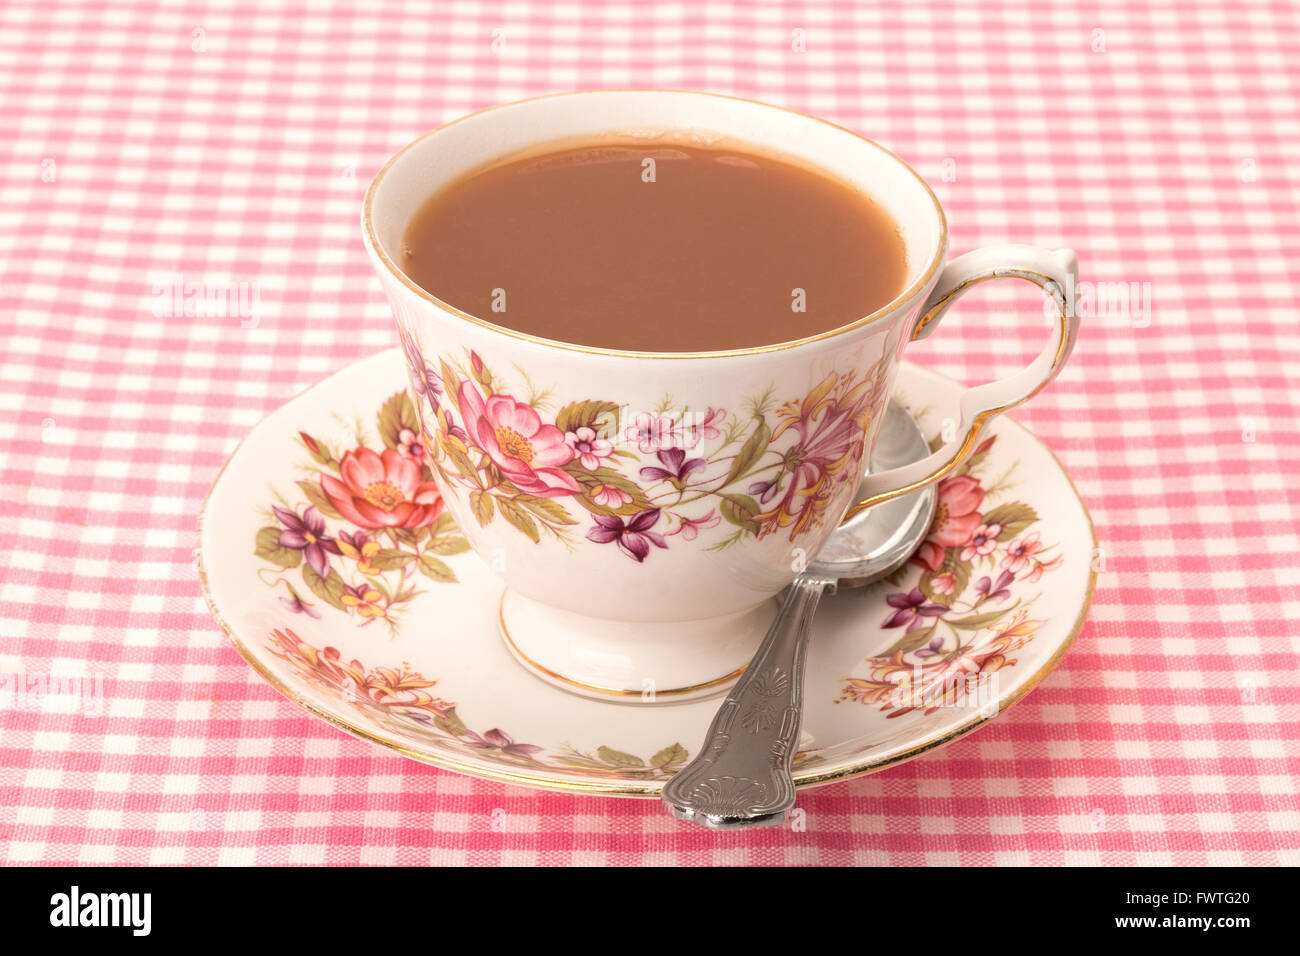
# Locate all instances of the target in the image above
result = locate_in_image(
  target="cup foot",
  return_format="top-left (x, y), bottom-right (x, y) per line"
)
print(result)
top-left (497, 590), bottom-right (776, 704)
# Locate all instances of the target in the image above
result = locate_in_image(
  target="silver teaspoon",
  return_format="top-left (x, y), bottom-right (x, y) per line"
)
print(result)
top-left (661, 400), bottom-right (937, 829)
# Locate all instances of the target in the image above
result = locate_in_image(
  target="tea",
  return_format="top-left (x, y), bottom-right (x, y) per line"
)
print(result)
top-left (400, 138), bottom-right (907, 351)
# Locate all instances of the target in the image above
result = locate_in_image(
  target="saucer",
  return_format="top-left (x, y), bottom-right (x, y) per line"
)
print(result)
top-left (198, 349), bottom-right (1096, 796)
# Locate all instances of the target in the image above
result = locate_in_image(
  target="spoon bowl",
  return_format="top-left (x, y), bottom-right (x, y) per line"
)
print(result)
top-left (808, 400), bottom-right (937, 586)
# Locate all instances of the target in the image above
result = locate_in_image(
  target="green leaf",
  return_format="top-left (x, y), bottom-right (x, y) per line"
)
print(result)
top-left (439, 360), bottom-right (463, 401)
top-left (469, 489), bottom-right (494, 526)
top-left (649, 743), bottom-right (688, 769)
top-left (444, 442), bottom-right (480, 485)
top-left (884, 622), bottom-right (938, 656)
top-left (417, 553), bottom-right (457, 582)
top-left (426, 535), bottom-right (471, 555)
top-left (551, 755), bottom-right (609, 771)
top-left (391, 525), bottom-right (421, 547)
top-left (554, 400), bottom-right (621, 438)
top-left (254, 526), bottom-right (302, 568)
top-left (496, 497), bottom-right (540, 543)
top-left (434, 706), bottom-right (467, 738)
top-left (725, 418), bottom-right (771, 483)
top-left (301, 563), bottom-right (347, 610)
top-left (297, 479), bottom-right (342, 519)
top-left (956, 444), bottom-right (993, 478)
top-left (982, 503), bottom-right (1038, 540)
top-left (518, 495), bottom-right (579, 526)
top-left (882, 561), bottom-right (911, 587)
top-left (596, 746), bottom-right (644, 768)
top-left (369, 548), bottom-right (415, 570)
top-left (565, 465), bottom-right (652, 516)
top-left (428, 512), bottom-right (459, 536)
top-left (377, 391), bottom-right (419, 450)
top-left (947, 608), bottom-right (1013, 630)
top-left (718, 493), bottom-right (760, 535)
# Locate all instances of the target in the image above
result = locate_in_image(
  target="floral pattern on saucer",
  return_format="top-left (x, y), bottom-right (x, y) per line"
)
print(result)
top-left (200, 348), bottom-right (1096, 795)
top-left (253, 391), bottom-right (470, 633)
top-left (838, 432), bottom-right (1063, 716)
top-left (400, 326), bottom-right (890, 560)
top-left (268, 627), bottom-right (691, 780)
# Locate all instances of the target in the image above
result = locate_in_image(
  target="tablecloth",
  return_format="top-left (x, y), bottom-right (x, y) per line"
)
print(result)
top-left (2, 0), bottom-right (1298, 866)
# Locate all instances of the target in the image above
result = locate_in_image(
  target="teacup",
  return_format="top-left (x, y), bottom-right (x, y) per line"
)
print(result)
top-left (363, 91), bottom-right (1079, 702)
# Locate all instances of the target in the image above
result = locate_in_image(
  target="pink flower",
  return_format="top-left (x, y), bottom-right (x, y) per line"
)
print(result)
top-left (589, 483), bottom-right (632, 508)
top-left (912, 474), bottom-right (985, 571)
top-left (960, 523), bottom-right (1003, 561)
top-left (565, 426), bottom-right (614, 470)
top-left (691, 407), bottom-right (727, 445)
top-left (667, 510), bottom-right (720, 541)
top-left (1026, 552), bottom-right (1063, 582)
top-left (396, 427), bottom-right (424, 462)
top-left (457, 382), bottom-right (579, 498)
top-left (931, 572), bottom-right (959, 596)
top-left (320, 447), bottom-right (445, 529)
top-left (1002, 533), bottom-right (1044, 573)
top-left (624, 412), bottom-right (675, 454)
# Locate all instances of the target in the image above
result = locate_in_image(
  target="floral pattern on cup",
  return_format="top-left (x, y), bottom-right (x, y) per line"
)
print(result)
top-left (266, 627), bottom-right (692, 778)
top-left (399, 326), bottom-right (890, 560)
top-left (252, 391), bottom-right (471, 633)
top-left (838, 433), bottom-right (1063, 715)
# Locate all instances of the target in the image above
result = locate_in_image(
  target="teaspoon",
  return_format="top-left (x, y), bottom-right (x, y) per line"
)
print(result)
top-left (661, 400), bottom-right (937, 828)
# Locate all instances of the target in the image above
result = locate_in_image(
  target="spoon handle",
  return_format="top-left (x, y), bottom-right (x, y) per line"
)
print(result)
top-left (661, 573), bottom-right (835, 829)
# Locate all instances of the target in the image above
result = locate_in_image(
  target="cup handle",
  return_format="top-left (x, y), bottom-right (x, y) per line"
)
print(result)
top-left (840, 245), bottom-right (1080, 524)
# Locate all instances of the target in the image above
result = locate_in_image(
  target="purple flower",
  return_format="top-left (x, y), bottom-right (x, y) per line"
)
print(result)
top-left (586, 509), bottom-right (669, 562)
top-left (464, 728), bottom-right (543, 758)
top-left (279, 590), bottom-right (320, 618)
top-left (424, 416), bottom-right (469, 451)
top-left (338, 529), bottom-right (369, 550)
top-left (399, 327), bottom-right (443, 406)
top-left (273, 505), bottom-right (341, 578)
top-left (749, 478), bottom-right (781, 504)
top-left (975, 569), bottom-right (1015, 603)
top-left (882, 587), bottom-right (949, 631)
top-left (639, 447), bottom-right (707, 484)
top-left (915, 636), bottom-right (946, 658)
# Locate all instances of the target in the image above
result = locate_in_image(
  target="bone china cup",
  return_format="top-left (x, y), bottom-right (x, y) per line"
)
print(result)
top-left (363, 91), bottom-right (1080, 703)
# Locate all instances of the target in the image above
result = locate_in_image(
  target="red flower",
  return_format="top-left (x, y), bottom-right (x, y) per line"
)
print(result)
top-left (912, 474), bottom-right (986, 571)
top-left (321, 446), bottom-right (445, 529)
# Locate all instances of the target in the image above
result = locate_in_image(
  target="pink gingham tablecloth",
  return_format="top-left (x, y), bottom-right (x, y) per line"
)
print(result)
top-left (1, 0), bottom-right (1298, 866)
